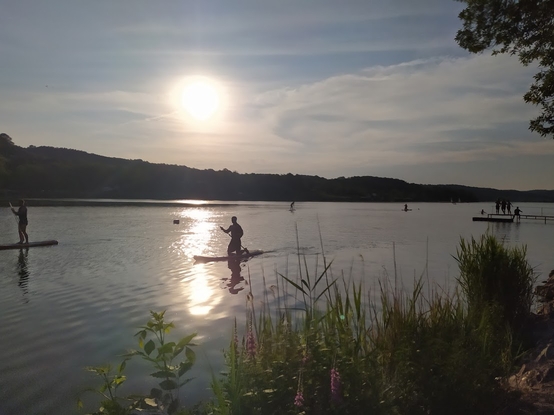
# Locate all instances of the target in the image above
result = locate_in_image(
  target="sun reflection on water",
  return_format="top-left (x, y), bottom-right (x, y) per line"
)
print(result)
top-left (174, 208), bottom-right (223, 316)
top-left (187, 263), bottom-right (222, 316)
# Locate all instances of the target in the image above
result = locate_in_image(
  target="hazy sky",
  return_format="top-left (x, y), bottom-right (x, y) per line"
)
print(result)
top-left (1, 0), bottom-right (552, 191)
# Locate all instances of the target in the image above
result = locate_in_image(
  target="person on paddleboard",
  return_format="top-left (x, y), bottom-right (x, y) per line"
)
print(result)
top-left (220, 216), bottom-right (247, 256)
top-left (11, 199), bottom-right (29, 244)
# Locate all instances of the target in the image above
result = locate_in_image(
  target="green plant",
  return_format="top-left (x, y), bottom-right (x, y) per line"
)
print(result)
top-left (81, 311), bottom-right (197, 415)
top-left (78, 362), bottom-right (133, 415)
top-left (455, 234), bottom-right (536, 332)
top-left (215, 234), bottom-right (527, 414)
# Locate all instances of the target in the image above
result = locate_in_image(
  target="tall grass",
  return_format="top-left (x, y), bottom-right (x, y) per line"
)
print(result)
top-left (82, 234), bottom-right (536, 414)
top-left (216, 234), bottom-right (535, 414)
top-left (455, 233), bottom-right (536, 332)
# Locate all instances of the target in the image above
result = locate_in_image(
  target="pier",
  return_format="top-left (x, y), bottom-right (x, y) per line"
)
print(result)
top-left (473, 213), bottom-right (554, 224)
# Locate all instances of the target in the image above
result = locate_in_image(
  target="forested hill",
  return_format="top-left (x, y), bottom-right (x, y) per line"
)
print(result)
top-left (0, 133), bottom-right (553, 202)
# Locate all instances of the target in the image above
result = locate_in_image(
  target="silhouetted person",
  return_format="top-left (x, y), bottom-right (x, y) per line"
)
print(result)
top-left (11, 199), bottom-right (29, 244)
top-left (404, 204), bottom-right (408, 211)
top-left (220, 216), bottom-right (246, 256)
top-left (507, 200), bottom-right (512, 215)
top-left (495, 199), bottom-right (500, 214)
top-left (501, 199), bottom-right (506, 214)
top-left (290, 201), bottom-right (295, 209)
top-left (513, 207), bottom-right (522, 222)
top-left (481, 209), bottom-right (486, 215)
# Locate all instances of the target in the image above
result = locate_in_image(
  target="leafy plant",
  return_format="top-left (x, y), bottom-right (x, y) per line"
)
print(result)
top-left (81, 311), bottom-right (197, 415)
top-left (78, 362), bottom-right (133, 415)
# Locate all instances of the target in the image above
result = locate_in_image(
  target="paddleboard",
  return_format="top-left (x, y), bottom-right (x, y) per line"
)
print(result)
top-left (0, 240), bottom-right (59, 251)
top-left (194, 250), bottom-right (263, 263)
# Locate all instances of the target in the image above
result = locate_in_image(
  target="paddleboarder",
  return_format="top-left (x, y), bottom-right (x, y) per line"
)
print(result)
top-left (220, 216), bottom-right (247, 256)
top-left (10, 199), bottom-right (29, 244)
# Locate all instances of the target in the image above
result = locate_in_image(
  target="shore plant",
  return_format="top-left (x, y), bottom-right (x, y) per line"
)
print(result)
top-left (216, 234), bottom-right (534, 414)
top-left (455, 233), bottom-right (536, 333)
top-left (80, 310), bottom-right (197, 415)
top-left (81, 234), bottom-right (537, 415)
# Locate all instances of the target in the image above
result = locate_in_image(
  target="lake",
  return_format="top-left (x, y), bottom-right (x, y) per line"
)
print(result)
top-left (1, 201), bottom-right (553, 414)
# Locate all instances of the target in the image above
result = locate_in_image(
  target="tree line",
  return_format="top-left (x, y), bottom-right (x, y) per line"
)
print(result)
top-left (1, 134), bottom-right (553, 203)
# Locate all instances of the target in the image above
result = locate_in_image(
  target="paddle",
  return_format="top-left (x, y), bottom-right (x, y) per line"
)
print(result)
top-left (220, 226), bottom-right (249, 254)
top-left (8, 202), bottom-right (19, 225)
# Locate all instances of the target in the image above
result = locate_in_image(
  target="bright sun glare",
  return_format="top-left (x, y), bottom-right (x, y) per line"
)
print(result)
top-left (181, 79), bottom-right (220, 121)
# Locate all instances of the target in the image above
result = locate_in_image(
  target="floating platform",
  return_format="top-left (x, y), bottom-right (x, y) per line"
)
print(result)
top-left (0, 240), bottom-right (59, 251)
top-left (473, 213), bottom-right (554, 224)
top-left (473, 216), bottom-right (513, 223)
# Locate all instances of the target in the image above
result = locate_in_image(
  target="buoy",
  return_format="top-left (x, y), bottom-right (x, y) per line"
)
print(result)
top-left (173, 219), bottom-right (180, 224)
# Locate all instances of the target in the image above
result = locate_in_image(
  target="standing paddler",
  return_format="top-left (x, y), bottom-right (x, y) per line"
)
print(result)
top-left (220, 216), bottom-right (247, 256)
top-left (10, 199), bottom-right (29, 245)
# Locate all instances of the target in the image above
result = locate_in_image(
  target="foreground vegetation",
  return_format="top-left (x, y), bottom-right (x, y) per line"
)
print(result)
top-left (81, 234), bottom-right (536, 414)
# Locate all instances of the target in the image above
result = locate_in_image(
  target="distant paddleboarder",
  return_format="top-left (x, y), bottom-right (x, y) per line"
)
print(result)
top-left (220, 216), bottom-right (247, 256)
top-left (10, 199), bottom-right (29, 244)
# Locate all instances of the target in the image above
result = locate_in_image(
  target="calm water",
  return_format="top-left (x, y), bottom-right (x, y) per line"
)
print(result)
top-left (1, 201), bottom-right (553, 414)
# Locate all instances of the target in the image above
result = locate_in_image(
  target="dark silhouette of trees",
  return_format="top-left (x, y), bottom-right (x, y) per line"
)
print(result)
top-left (1, 135), bottom-right (553, 202)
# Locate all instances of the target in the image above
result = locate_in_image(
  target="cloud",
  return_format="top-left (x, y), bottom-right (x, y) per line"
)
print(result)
top-left (244, 53), bottom-right (546, 173)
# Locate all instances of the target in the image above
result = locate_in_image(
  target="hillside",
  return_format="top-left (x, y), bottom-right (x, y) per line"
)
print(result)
top-left (1, 133), bottom-right (553, 203)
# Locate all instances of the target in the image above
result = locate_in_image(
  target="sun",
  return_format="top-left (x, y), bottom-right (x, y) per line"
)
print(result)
top-left (180, 79), bottom-right (220, 121)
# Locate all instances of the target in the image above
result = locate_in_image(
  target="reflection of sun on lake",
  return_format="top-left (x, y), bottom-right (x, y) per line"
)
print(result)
top-left (174, 208), bottom-right (215, 257)
top-left (173, 208), bottom-right (222, 316)
top-left (186, 263), bottom-right (222, 316)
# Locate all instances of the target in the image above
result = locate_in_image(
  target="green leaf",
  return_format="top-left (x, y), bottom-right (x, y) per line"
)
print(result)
top-left (118, 360), bottom-right (127, 373)
top-left (144, 339), bottom-right (156, 356)
top-left (177, 333), bottom-right (197, 348)
top-left (279, 274), bottom-right (307, 295)
top-left (178, 361), bottom-right (193, 377)
top-left (158, 341), bottom-right (176, 356)
top-left (150, 370), bottom-right (176, 379)
top-left (159, 379), bottom-right (178, 390)
top-left (150, 388), bottom-right (163, 399)
top-left (185, 347), bottom-right (196, 363)
top-left (172, 345), bottom-right (184, 359)
top-left (114, 375), bottom-right (126, 385)
top-left (134, 329), bottom-right (147, 339)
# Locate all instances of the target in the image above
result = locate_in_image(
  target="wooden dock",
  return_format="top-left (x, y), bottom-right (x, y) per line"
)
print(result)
top-left (518, 214), bottom-right (554, 224)
top-left (473, 215), bottom-right (513, 223)
top-left (473, 213), bottom-right (554, 224)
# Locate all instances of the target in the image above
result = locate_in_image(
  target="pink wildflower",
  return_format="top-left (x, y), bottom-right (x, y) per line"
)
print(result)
top-left (294, 391), bottom-right (304, 407)
top-left (233, 321), bottom-right (238, 352)
top-left (330, 367), bottom-right (341, 403)
top-left (246, 323), bottom-right (256, 359)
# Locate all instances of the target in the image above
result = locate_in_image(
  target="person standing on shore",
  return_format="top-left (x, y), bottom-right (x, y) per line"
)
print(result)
top-left (11, 199), bottom-right (29, 244)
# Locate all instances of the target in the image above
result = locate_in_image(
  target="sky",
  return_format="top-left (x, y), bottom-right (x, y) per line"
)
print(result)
top-left (0, 0), bottom-right (552, 191)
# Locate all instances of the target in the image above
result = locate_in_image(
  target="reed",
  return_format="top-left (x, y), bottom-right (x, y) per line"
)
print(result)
top-left (82, 235), bottom-right (534, 414)
top-left (455, 234), bottom-right (536, 333)
top-left (216, 234), bottom-right (533, 414)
